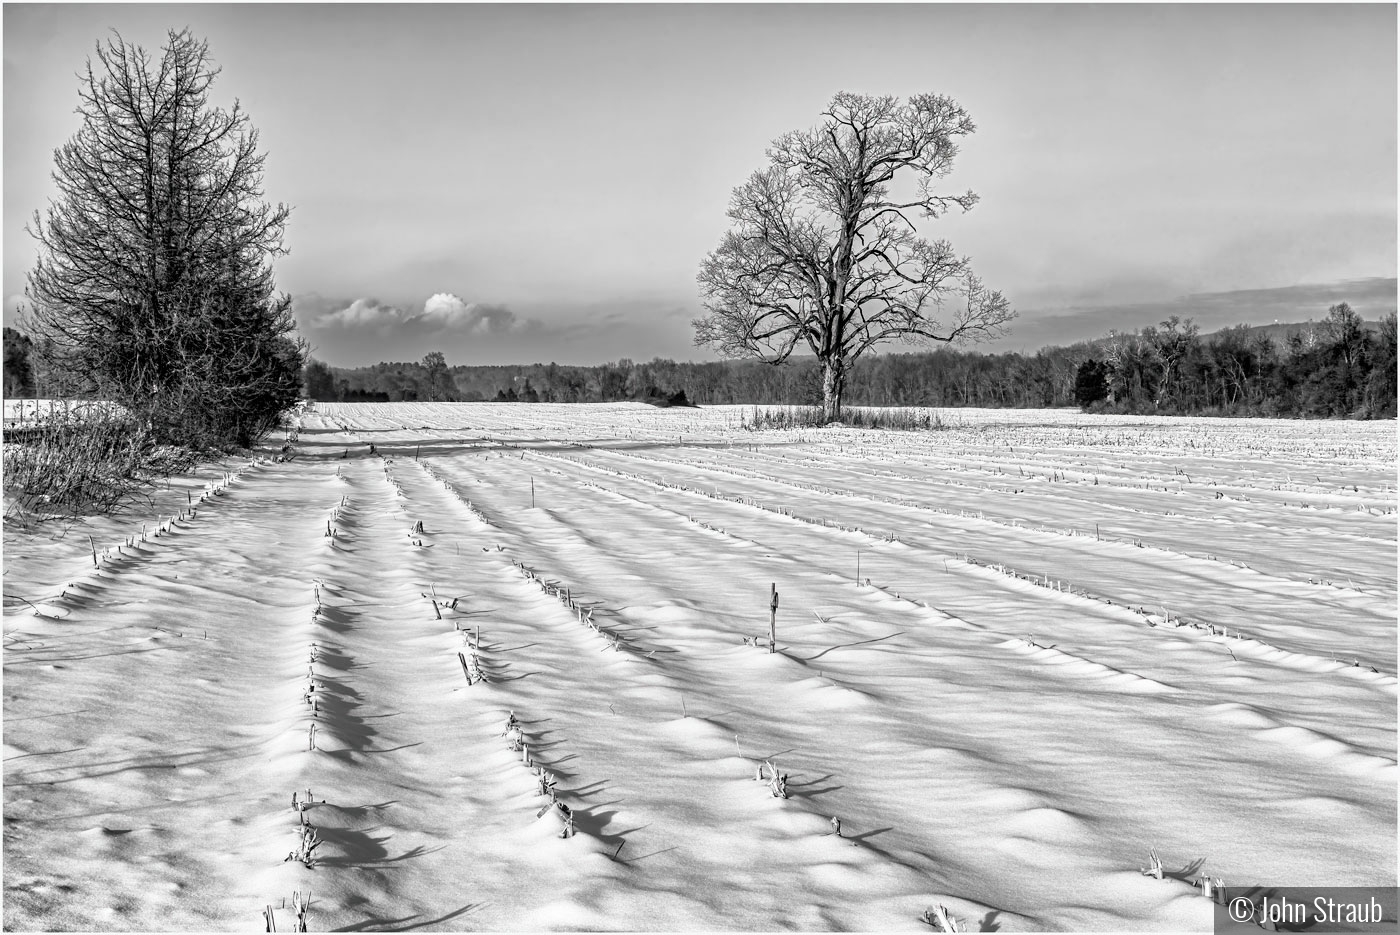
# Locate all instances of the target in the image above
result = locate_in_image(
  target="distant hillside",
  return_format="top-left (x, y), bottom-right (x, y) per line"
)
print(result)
top-left (991, 277), bottom-right (1397, 352)
top-left (1211, 319), bottom-right (1385, 345)
top-left (1061, 317), bottom-right (1388, 356)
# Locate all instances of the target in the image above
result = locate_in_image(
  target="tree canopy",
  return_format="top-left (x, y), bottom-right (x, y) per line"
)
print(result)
top-left (25, 28), bottom-right (302, 448)
top-left (695, 92), bottom-right (1014, 421)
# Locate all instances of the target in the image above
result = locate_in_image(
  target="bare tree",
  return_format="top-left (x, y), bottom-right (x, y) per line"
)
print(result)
top-left (1320, 302), bottom-right (1367, 372)
top-left (25, 28), bottom-right (302, 448)
top-left (695, 92), bottom-right (1014, 422)
top-left (421, 351), bottom-right (452, 401)
top-left (1146, 315), bottom-right (1200, 407)
top-left (1102, 329), bottom-right (1156, 405)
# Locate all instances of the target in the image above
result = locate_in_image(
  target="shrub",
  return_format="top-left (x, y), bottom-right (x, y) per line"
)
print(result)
top-left (3, 403), bottom-right (197, 519)
top-left (741, 405), bottom-right (948, 431)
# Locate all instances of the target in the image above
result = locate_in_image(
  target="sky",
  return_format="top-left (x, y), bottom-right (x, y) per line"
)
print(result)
top-left (3, 3), bottom-right (1395, 367)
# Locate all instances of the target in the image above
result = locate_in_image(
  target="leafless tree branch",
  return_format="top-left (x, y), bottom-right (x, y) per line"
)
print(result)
top-left (695, 91), bottom-right (1015, 420)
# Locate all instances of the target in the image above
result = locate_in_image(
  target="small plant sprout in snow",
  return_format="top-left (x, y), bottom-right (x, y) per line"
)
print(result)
top-left (920, 904), bottom-right (963, 932)
top-left (1140, 848), bottom-right (1164, 880)
top-left (830, 816), bottom-right (841, 837)
top-left (285, 823), bottom-right (321, 868)
top-left (557, 802), bottom-right (576, 838)
top-left (289, 890), bottom-right (310, 933)
top-left (1196, 875), bottom-right (1225, 902)
top-left (754, 760), bottom-right (788, 798)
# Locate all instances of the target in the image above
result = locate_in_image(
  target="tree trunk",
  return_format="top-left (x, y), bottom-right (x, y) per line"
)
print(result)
top-left (821, 356), bottom-right (845, 423)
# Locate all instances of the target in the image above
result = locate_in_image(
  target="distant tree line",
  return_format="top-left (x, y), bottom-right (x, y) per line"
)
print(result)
top-left (9, 305), bottom-right (1393, 420)
top-left (301, 354), bottom-right (704, 405)
top-left (1074, 306), bottom-right (1395, 418)
top-left (275, 304), bottom-right (1396, 419)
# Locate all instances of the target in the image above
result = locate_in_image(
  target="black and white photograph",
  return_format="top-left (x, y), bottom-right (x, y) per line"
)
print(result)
top-left (3, 3), bottom-right (1396, 931)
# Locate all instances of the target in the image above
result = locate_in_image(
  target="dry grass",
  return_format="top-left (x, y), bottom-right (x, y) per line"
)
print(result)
top-left (3, 403), bottom-right (196, 520)
top-left (739, 405), bottom-right (950, 431)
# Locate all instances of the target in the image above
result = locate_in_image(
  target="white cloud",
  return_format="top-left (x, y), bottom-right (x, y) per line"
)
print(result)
top-left (421, 292), bottom-right (469, 326)
top-left (313, 297), bottom-right (408, 330)
top-left (419, 293), bottom-right (522, 335)
top-left (303, 293), bottom-right (532, 338)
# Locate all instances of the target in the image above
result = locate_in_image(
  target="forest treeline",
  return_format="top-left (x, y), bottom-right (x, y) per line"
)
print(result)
top-left (8, 305), bottom-right (1396, 419)
top-left (299, 305), bottom-right (1395, 419)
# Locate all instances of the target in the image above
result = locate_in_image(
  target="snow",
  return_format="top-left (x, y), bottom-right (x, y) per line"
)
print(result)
top-left (4, 403), bottom-right (1395, 931)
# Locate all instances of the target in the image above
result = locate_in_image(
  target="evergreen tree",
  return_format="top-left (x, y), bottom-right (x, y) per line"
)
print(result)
top-left (25, 29), bottom-right (303, 447)
top-left (1074, 358), bottom-right (1110, 408)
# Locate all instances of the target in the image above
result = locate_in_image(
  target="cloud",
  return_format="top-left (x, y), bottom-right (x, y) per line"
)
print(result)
top-left (293, 292), bottom-right (710, 366)
top-left (418, 293), bottom-right (523, 335)
top-left (420, 292), bottom-right (468, 325)
top-left (982, 277), bottom-right (1399, 353)
top-left (313, 297), bottom-right (407, 331)
top-left (301, 293), bottom-right (532, 338)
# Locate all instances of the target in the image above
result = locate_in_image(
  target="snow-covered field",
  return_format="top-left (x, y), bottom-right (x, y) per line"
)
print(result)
top-left (4, 403), bottom-right (1395, 932)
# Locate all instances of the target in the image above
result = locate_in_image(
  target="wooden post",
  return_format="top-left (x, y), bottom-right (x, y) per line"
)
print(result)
top-left (769, 583), bottom-right (779, 654)
top-left (530, 477), bottom-right (535, 508)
